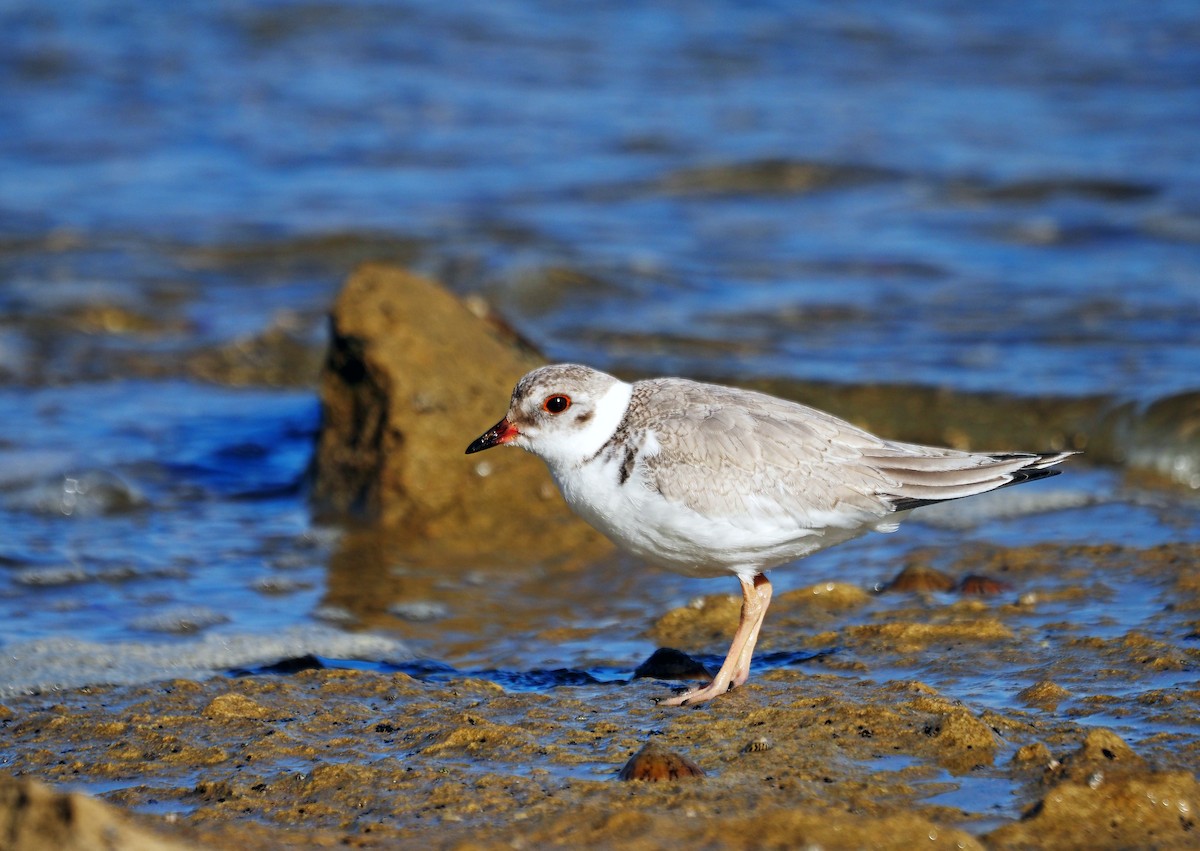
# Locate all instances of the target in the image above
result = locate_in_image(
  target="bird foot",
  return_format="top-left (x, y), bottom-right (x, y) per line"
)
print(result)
top-left (655, 679), bottom-right (733, 707)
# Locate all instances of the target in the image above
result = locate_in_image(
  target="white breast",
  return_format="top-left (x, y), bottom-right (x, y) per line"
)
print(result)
top-left (548, 431), bottom-right (867, 579)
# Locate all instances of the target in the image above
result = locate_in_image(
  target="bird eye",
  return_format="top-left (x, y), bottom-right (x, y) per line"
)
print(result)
top-left (543, 394), bottom-right (571, 414)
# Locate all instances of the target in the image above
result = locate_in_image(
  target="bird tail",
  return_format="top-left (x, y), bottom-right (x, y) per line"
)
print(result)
top-left (876, 450), bottom-right (1078, 512)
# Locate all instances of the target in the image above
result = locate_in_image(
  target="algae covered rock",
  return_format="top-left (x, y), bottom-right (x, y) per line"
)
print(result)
top-left (987, 729), bottom-right (1199, 849)
top-left (0, 772), bottom-right (199, 851)
top-left (310, 263), bottom-right (607, 561)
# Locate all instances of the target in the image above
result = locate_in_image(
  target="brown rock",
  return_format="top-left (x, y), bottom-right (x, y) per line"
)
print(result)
top-left (309, 263), bottom-right (608, 561)
top-left (845, 618), bottom-right (1013, 652)
top-left (647, 592), bottom-right (740, 648)
top-left (202, 693), bottom-right (272, 720)
top-left (1048, 728), bottom-right (1147, 784)
top-left (992, 728), bottom-right (1200, 848)
top-left (778, 581), bottom-right (870, 610)
top-left (988, 769), bottom-right (1200, 849)
top-left (632, 647), bottom-right (713, 682)
top-left (514, 807), bottom-right (984, 850)
top-left (1017, 680), bottom-right (1071, 711)
top-left (923, 707), bottom-right (998, 771)
top-left (617, 742), bottom-right (706, 781)
top-left (0, 772), bottom-right (199, 851)
top-left (885, 563), bottom-right (956, 593)
top-left (957, 574), bottom-right (1012, 595)
top-left (1012, 742), bottom-right (1054, 766)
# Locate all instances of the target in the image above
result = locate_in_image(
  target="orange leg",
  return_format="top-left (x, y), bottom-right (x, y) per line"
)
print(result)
top-left (659, 573), bottom-right (772, 707)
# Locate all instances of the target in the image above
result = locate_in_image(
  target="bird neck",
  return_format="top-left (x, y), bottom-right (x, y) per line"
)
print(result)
top-left (538, 379), bottom-right (634, 470)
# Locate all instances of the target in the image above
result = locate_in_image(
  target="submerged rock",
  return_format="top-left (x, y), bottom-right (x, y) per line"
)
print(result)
top-left (651, 158), bottom-right (901, 197)
top-left (10, 470), bottom-right (147, 517)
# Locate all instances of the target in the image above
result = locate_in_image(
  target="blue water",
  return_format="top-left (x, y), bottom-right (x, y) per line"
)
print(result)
top-left (3, 1), bottom-right (1199, 395)
top-left (0, 384), bottom-right (322, 645)
top-left (0, 1), bottom-right (1198, 692)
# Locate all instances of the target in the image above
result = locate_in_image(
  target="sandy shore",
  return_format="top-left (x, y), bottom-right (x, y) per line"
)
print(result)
top-left (4, 538), bottom-right (1199, 849)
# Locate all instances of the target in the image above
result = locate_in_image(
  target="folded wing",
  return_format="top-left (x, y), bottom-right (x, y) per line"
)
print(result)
top-left (636, 378), bottom-right (1075, 529)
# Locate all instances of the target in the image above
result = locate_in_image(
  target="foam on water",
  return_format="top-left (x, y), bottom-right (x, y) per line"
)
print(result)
top-left (0, 627), bottom-right (414, 699)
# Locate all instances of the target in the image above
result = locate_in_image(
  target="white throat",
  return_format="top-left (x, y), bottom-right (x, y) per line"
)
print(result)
top-left (527, 379), bottom-right (633, 468)
top-left (575, 379), bottom-right (634, 458)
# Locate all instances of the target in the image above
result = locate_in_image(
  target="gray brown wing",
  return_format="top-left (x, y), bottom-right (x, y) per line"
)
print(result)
top-left (634, 380), bottom-right (896, 530)
top-left (632, 379), bottom-right (1074, 528)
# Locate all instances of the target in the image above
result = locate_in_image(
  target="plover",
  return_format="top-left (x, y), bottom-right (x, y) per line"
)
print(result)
top-left (467, 364), bottom-right (1075, 706)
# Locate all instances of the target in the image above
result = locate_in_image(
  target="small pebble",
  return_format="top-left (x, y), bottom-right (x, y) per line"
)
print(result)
top-left (741, 737), bottom-right (771, 754)
top-left (957, 574), bottom-right (1011, 595)
top-left (884, 564), bottom-right (955, 593)
top-left (617, 743), bottom-right (705, 781)
top-left (633, 647), bottom-right (713, 682)
top-left (1011, 742), bottom-right (1053, 766)
top-left (48, 471), bottom-right (145, 517)
top-left (1017, 680), bottom-right (1071, 710)
top-left (387, 601), bottom-right (449, 622)
top-left (14, 565), bottom-right (88, 587)
top-left (313, 604), bottom-right (358, 626)
top-left (130, 606), bottom-right (230, 634)
top-left (253, 576), bottom-right (311, 595)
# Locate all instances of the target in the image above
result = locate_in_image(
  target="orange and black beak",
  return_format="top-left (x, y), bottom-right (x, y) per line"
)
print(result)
top-left (466, 417), bottom-right (519, 454)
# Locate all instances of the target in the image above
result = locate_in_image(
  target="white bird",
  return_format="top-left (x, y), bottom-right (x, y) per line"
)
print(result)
top-left (467, 364), bottom-right (1075, 706)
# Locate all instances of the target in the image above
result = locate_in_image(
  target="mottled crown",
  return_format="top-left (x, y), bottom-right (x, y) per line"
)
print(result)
top-left (511, 364), bottom-right (618, 407)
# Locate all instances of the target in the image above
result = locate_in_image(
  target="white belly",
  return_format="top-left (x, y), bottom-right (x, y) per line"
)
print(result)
top-left (549, 454), bottom-right (869, 578)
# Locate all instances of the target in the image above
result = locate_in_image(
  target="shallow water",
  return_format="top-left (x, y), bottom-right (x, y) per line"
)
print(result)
top-left (1, 1), bottom-right (1199, 828)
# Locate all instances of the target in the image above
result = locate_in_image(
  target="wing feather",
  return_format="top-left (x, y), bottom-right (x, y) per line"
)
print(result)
top-left (627, 378), bottom-right (1074, 528)
top-left (633, 380), bottom-right (894, 530)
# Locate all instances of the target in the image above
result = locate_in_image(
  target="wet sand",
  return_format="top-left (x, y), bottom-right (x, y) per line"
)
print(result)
top-left (5, 537), bottom-right (1199, 849)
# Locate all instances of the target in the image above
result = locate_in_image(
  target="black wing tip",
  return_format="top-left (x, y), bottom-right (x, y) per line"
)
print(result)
top-left (888, 464), bottom-right (1066, 513)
